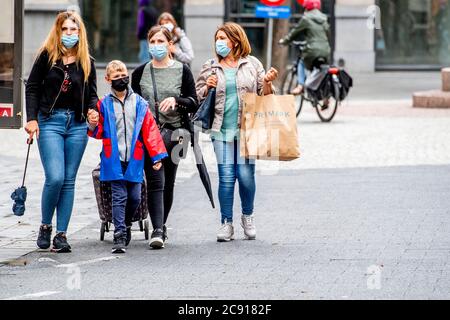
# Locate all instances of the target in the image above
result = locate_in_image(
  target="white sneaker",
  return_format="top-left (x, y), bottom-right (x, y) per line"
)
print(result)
top-left (217, 221), bottom-right (234, 242)
top-left (241, 215), bottom-right (256, 240)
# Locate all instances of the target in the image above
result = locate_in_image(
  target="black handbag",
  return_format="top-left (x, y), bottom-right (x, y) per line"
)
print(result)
top-left (192, 60), bottom-right (216, 132)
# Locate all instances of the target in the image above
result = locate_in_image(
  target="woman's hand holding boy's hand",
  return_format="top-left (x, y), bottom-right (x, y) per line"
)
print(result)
top-left (87, 109), bottom-right (99, 126)
top-left (153, 161), bottom-right (162, 171)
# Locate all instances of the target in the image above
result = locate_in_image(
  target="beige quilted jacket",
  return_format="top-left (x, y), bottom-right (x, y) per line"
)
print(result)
top-left (196, 56), bottom-right (274, 132)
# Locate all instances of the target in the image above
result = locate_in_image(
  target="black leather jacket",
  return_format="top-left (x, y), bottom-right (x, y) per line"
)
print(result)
top-left (26, 50), bottom-right (98, 122)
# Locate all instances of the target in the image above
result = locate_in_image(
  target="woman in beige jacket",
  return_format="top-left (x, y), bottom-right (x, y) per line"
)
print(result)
top-left (196, 22), bottom-right (278, 242)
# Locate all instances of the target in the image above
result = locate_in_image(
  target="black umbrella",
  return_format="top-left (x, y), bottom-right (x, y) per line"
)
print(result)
top-left (11, 138), bottom-right (33, 216)
top-left (185, 127), bottom-right (215, 209)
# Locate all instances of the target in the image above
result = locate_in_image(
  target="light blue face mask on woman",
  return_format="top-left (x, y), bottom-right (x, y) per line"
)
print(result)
top-left (216, 40), bottom-right (232, 58)
top-left (149, 44), bottom-right (168, 61)
top-left (62, 34), bottom-right (79, 49)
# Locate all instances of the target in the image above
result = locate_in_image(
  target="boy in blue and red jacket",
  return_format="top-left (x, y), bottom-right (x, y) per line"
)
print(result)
top-left (87, 60), bottom-right (167, 254)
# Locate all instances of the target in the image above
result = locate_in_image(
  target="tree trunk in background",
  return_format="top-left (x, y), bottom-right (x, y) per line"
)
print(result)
top-left (270, 0), bottom-right (292, 89)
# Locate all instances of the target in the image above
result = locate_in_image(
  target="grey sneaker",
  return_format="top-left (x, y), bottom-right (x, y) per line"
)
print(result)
top-left (217, 221), bottom-right (234, 242)
top-left (241, 215), bottom-right (256, 240)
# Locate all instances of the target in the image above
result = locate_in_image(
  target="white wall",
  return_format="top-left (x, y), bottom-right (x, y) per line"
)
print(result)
top-left (334, 0), bottom-right (376, 73)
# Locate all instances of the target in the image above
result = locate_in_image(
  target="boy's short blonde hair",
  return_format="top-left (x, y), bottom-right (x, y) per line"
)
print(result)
top-left (106, 60), bottom-right (127, 77)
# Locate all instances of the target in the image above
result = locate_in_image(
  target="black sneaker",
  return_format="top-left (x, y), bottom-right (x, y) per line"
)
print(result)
top-left (112, 231), bottom-right (127, 254)
top-left (52, 232), bottom-right (72, 253)
top-left (149, 229), bottom-right (164, 249)
top-left (126, 227), bottom-right (132, 246)
top-left (37, 225), bottom-right (52, 249)
top-left (162, 225), bottom-right (168, 242)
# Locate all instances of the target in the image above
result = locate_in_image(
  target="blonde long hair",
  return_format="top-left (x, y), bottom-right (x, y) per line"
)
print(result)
top-left (38, 11), bottom-right (91, 82)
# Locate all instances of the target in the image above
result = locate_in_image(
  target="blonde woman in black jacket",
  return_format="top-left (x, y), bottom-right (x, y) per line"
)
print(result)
top-left (25, 11), bottom-right (98, 253)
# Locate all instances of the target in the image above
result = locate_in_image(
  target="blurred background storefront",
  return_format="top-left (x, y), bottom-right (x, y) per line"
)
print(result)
top-left (80, 0), bottom-right (184, 65)
top-left (376, 0), bottom-right (450, 70)
top-left (20, 0), bottom-right (450, 77)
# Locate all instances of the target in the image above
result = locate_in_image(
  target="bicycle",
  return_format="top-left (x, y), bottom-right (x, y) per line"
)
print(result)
top-left (280, 41), bottom-right (343, 122)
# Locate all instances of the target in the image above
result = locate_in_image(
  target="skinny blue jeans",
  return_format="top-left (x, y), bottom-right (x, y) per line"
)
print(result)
top-left (212, 138), bottom-right (256, 224)
top-left (37, 109), bottom-right (88, 233)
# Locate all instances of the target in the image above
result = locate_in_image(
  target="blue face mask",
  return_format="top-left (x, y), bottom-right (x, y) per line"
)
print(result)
top-left (216, 40), bottom-right (231, 58)
top-left (149, 44), bottom-right (168, 61)
top-left (62, 34), bottom-right (79, 49)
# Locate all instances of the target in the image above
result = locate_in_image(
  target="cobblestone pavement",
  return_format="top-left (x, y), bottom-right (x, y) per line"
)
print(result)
top-left (0, 72), bottom-right (450, 299)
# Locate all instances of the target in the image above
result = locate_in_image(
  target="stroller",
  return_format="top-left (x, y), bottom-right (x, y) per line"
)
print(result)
top-left (92, 165), bottom-right (150, 241)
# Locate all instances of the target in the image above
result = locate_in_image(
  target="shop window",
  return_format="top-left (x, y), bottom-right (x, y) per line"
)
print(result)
top-left (81, 0), bottom-right (184, 64)
top-left (376, 0), bottom-right (450, 67)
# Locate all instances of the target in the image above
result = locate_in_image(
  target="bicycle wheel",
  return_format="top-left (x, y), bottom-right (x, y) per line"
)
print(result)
top-left (281, 67), bottom-right (303, 117)
top-left (315, 81), bottom-right (339, 123)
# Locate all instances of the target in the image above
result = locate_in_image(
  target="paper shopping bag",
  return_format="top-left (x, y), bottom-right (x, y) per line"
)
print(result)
top-left (240, 93), bottom-right (300, 161)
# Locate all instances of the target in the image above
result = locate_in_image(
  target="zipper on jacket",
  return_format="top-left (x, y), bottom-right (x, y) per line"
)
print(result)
top-left (48, 65), bottom-right (65, 115)
top-left (113, 96), bottom-right (128, 162)
top-left (80, 83), bottom-right (86, 122)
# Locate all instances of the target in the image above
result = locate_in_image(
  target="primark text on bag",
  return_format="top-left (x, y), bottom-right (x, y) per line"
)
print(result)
top-left (240, 93), bottom-right (300, 161)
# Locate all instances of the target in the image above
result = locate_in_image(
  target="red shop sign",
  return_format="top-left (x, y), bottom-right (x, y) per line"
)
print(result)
top-left (260, 0), bottom-right (285, 6)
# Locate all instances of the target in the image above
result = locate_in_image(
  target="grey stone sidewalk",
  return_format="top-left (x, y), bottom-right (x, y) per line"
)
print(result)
top-left (1, 71), bottom-right (450, 299)
top-left (0, 165), bottom-right (449, 300)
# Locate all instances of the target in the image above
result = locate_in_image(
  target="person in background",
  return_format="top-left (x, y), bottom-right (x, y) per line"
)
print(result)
top-left (279, 0), bottom-right (331, 95)
top-left (137, 0), bottom-right (159, 63)
top-left (157, 12), bottom-right (195, 66)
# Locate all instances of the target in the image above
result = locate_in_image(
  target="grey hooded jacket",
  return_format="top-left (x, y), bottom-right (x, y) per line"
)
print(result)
top-left (282, 9), bottom-right (331, 70)
top-left (173, 28), bottom-right (195, 65)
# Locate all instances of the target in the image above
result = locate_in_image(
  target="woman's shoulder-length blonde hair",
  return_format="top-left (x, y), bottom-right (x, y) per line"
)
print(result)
top-left (214, 22), bottom-right (252, 61)
top-left (38, 11), bottom-right (91, 82)
top-left (157, 12), bottom-right (179, 30)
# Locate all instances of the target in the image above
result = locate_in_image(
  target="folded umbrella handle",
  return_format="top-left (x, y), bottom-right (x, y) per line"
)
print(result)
top-left (22, 138), bottom-right (33, 187)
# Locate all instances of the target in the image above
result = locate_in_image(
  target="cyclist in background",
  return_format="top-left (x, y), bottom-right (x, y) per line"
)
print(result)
top-left (279, 0), bottom-right (331, 95)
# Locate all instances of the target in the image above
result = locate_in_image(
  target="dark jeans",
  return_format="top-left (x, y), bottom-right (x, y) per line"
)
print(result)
top-left (145, 139), bottom-right (180, 230)
top-left (111, 162), bottom-right (142, 234)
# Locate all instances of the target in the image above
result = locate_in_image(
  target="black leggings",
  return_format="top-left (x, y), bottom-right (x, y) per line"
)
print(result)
top-left (144, 142), bottom-right (179, 230)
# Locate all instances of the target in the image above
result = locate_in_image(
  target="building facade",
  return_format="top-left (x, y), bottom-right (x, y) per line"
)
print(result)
top-left (21, 0), bottom-right (450, 76)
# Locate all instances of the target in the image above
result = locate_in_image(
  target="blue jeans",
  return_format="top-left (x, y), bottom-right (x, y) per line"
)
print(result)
top-left (297, 60), bottom-right (307, 86)
top-left (212, 138), bottom-right (256, 224)
top-left (37, 109), bottom-right (88, 233)
top-left (139, 40), bottom-right (150, 64)
top-left (111, 162), bottom-right (142, 234)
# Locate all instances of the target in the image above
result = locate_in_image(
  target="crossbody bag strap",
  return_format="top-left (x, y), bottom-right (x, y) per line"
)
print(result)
top-left (149, 62), bottom-right (160, 126)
